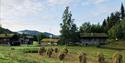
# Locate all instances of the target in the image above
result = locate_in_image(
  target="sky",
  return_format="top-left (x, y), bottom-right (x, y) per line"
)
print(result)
top-left (0, 0), bottom-right (125, 35)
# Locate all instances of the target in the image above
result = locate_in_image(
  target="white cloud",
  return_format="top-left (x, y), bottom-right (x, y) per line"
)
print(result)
top-left (0, 0), bottom-right (44, 19)
top-left (1, 19), bottom-right (37, 30)
top-left (81, 0), bottom-right (108, 6)
top-left (47, 0), bottom-right (73, 6)
top-left (92, 0), bottom-right (106, 4)
top-left (0, 0), bottom-right (48, 32)
top-left (0, 0), bottom-right (60, 34)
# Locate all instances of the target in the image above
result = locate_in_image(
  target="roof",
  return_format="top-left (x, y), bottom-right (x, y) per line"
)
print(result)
top-left (41, 38), bottom-right (59, 43)
top-left (80, 33), bottom-right (108, 38)
top-left (26, 36), bottom-right (33, 38)
top-left (0, 34), bottom-right (15, 38)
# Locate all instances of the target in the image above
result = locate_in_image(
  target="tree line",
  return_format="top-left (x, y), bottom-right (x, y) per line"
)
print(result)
top-left (60, 3), bottom-right (125, 45)
top-left (103, 3), bottom-right (125, 39)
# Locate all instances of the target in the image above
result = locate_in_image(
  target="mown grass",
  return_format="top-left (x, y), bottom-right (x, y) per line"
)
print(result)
top-left (103, 40), bottom-right (125, 49)
top-left (0, 45), bottom-right (125, 63)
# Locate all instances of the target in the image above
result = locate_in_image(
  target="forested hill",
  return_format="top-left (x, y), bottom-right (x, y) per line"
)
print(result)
top-left (0, 27), bottom-right (13, 34)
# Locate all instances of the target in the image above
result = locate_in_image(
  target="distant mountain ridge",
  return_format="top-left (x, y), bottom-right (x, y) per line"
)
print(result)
top-left (17, 30), bottom-right (58, 38)
top-left (0, 28), bottom-right (59, 38)
top-left (18, 30), bottom-right (41, 35)
top-left (43, 32), bottom-right (57, 38)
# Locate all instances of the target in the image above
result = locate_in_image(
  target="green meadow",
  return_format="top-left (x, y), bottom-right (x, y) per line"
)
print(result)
top-left (0, 42), bottom-right (125, 63)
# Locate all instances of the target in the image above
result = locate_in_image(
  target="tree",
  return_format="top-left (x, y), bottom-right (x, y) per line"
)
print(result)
top-left (70, 22), bottom-right (79, 42)
top-left (60, 6), bottom-right (78, 45)
top-left (102, 12), bottom-right (121, 33)
top-left (80, 22), bottom-right (104, 33)
top-left (102, 19), bottom-right (107, 32)
top-left (110, 13), bottom-right (116, 27)
top-left (33, 33), bottom-right (47, 43)
top-left (33, 35), bottom-right (38, 41)
top-left (108, 18), bottom-right (125, 39)
top-left (80, 22), bottom-right (91, 33)
top-left (121, 3), bottom-right (125, 19)
top-left (102, 4), bottom-right (125, 39)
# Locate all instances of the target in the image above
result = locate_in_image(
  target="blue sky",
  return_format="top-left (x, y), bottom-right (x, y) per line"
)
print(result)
top-left (0, 0), bottom-right (125, 35)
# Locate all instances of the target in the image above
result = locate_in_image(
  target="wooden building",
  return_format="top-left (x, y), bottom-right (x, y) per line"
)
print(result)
top-left (20, 36), bottom-right (33, 45)
top-left (80, 33), bottom-right (108, 46)
top-left (41, 38), bottom-right (59, 46)
top-left (0, 34), bottom-right (20, 46)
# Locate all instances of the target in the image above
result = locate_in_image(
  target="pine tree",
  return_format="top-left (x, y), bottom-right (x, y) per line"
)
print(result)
top-left (121, 3), bottom-right (125, 19)
top-left (114, 11), bottom-right (120, 23)
top-left (102, 19), bottom-right (107, 32)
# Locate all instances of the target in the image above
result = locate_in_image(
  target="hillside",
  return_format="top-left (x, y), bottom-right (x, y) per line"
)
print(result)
top-left (0, 27), bottom-right (13, 34)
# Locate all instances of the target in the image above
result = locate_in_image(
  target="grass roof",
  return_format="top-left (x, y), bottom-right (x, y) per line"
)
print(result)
top-left (80, 33), bottom-right (108, 38)
top-left (0, 34), bottom-right (15, 38)
top-left (41, 38), bottom-right (59, 43)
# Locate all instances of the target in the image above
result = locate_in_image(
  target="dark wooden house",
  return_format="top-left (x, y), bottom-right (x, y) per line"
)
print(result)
top-left (0, 34), bottom-right (20, 46)
top-left (80, 33), bottom-right (108, 46)
top-left (20, 36), bottom-right (33, 45)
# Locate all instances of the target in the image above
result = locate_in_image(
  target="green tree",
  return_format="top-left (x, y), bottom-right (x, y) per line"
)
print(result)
top-left (70, 22), bottom-right (79, 43)
top-left (108, 18), bottom-right (125, 39)
top-left (115, 12), bottom-right (121, 21)
top-left (121, 3), bottom-right (125, 19)
top-left (80, 22), bottom-right (104, 33)
top-left (33, 33), bottom-right (47, 43)
top-left (60, 6), bottom-right (78, 45)
top-left (33, 35), bottom-right (38, 41)
top-left (80, 22), bottom-right (91, 33)
top-left (102, 19), bottom-right (108, 32)
top-left (102, 12), bottom-right (121, 33)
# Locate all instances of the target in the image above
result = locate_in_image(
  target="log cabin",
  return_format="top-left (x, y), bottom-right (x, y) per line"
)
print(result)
top-left (0, 34), bottom-right (20, 46)
top-left (80, 33), bottom-right (108, 46)
top-left (20, 36), bottom-right (33, 45)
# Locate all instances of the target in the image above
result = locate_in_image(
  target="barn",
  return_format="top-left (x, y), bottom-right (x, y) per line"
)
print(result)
top-left (0, 34), bottom-right (20, 46)
top-left (20, 36), bottom-right (33, 45)
top-left (80, 33), bottom-right (108, 46)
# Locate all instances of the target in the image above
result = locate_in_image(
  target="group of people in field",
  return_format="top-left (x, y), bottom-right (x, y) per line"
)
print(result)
top-left (38, 47), bottom-right (123, 63)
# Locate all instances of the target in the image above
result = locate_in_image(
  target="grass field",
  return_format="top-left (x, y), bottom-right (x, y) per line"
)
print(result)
top-left (0, 44), bottom-right (125, 63)
top-left (103, 40), bottom-right (125, 49)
